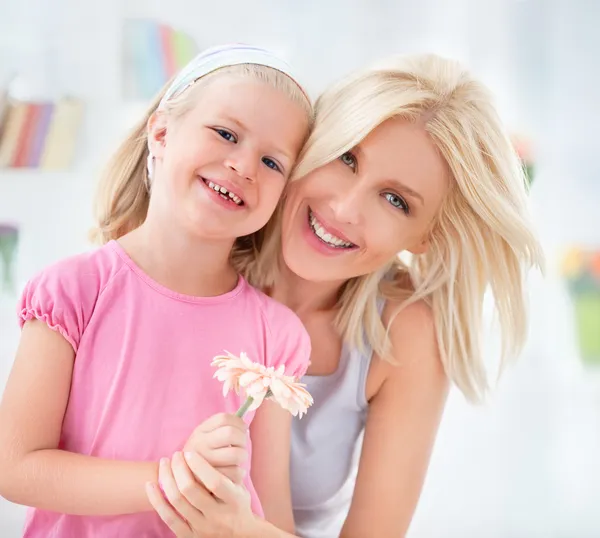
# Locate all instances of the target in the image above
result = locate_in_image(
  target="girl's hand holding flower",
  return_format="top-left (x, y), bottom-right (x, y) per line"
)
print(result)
top-left (181, 412), bottom-right (248, 485)
top-left (147, 351), bottom-right (312, 536)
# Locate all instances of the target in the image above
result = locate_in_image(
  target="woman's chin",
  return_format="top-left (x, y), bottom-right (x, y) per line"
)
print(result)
top-left (281, 248), bottom-right (345, 283)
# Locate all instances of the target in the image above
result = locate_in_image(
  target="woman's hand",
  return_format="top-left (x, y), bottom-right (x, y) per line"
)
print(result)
top-left (146, 451), bottom-right (258, 538)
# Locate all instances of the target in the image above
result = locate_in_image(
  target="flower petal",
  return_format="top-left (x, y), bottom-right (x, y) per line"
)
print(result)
top-left (239, 371), bottom-right (262, 387)
top-left (211, 350), bottom-right (313, 418)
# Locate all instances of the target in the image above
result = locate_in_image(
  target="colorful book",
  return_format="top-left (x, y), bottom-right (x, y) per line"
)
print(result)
top-left (0, 90), bottom-right (8, 135)
top-left (172, 30), bottom-right (197, 70)
top-left (28, 102), bottom-right (54, 167)
top-left (0, 101), bottom-right (27, 168)
top-left (0, 98), bottom-right (82, 170)
top-left (145, 19), bottom-right (167, 98)
top-left (122, 18), bottom-right (198, 101)
top-left (13, 103), bottom-right (41, 167)
top-left (159, 24), bottom-right (176, 80)
top-left (40, 98), bottom-right (84, 170)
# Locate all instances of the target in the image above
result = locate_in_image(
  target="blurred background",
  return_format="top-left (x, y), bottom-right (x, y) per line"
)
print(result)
top-left (0, 0), bottom-right (598, 536)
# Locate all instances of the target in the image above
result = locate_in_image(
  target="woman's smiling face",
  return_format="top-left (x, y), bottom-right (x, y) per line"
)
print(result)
top-left (280, 117), bottom-right (449, 282)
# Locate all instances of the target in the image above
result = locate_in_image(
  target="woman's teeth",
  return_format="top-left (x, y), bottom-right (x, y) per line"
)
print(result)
top-left (204, 179), bottom-right (243, 205)
top-left (309, 212), bottom-right (354, 248)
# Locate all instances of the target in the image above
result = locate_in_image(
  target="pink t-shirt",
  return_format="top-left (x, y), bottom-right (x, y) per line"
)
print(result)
top-left (16, 240), bottom-right (311, 538)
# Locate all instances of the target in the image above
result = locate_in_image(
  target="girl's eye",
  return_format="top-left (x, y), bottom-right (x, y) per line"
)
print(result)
top-left (215, 129), bottom-right (237, 143)
top-left (340, 151), bottom-right (357, 171)
top-left (383, 192), bottom-right (410, 215)
top-left (262, 157), bottom-right (282, 173)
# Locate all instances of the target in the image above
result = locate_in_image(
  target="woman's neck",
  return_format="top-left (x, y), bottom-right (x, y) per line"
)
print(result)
top-left (270, 260), bottom-right (346, 316)
top-left (119, 218), bottom-right (238, 297)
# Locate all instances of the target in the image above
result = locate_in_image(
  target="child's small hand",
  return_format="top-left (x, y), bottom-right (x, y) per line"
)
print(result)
top-left (183, 413), bottom-right (248, 485)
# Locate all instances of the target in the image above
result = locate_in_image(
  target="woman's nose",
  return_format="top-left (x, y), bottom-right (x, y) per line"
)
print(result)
top-left (328, 185), bottom-right (364, 226)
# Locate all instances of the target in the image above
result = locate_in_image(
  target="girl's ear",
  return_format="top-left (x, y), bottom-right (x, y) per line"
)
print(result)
top-left (147, 111), bottom-right (168, 159)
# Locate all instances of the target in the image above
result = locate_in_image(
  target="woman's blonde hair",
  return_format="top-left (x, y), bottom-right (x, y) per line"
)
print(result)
top-left (240, 54), bottom-right (544, 403)
top-left (90, 64), bottom-right (311, 244)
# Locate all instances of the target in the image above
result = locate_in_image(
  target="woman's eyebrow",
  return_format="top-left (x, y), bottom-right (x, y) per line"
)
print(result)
top-left (355, 144), bottom-right (425, 204)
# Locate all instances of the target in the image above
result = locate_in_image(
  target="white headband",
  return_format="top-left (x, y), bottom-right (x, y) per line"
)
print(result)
top-left (146, 43), bottom-right (308, 184)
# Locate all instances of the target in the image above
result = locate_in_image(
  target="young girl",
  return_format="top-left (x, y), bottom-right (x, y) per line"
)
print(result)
top-left (0, 44), bottom-right (312, 537)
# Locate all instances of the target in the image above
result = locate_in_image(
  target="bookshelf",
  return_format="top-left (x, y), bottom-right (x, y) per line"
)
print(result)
top-left (0, 8), bottom-right (201, 282)
top-left (0, 15), bottom-right (198, 170)
top-left (0, 96), bottom-right (84, 170)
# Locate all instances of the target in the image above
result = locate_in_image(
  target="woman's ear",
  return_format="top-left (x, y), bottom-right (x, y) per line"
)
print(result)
top-left (147, 111), bottom-right (168, 160)
top-left (408, 237), bottom-right (430, 255)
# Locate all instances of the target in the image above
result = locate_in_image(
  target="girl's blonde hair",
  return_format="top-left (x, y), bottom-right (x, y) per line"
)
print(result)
top-left (240, 54), bottom-right (544, 403)
top-left (90, 64), bottom-right (311, 244)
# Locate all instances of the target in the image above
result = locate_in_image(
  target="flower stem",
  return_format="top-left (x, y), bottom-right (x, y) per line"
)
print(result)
top-left (235, 389), bottom-right (274, 418)
top-left (235, 396), bottom-right (254, 417)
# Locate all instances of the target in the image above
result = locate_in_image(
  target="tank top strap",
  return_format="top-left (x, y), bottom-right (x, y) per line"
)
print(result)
top-left (345, 296), bottom-right (386, 409)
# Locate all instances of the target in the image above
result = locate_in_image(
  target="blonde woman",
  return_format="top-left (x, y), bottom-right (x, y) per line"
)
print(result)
top-left (147, 53), bottom-right (544, 538)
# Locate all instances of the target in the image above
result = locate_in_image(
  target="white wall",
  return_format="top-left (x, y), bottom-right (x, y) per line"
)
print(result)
top-left (1, 0), bottom-right (599, 536)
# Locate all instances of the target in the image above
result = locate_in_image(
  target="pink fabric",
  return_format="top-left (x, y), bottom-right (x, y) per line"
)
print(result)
top-left (16, 240), bottom-right (310, 538)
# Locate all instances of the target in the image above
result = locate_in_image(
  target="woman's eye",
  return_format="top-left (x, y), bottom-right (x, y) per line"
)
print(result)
top-left (262, 157), bottom-right (281, 173)
top-left (383, 192), bottom-right (410, 214)
top-left (215, 129), bottom-right (237, 143)
top-left (340, 151), bottom-right (357, 171)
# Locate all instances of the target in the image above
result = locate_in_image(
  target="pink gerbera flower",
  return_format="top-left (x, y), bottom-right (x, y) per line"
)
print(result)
top-left (212, 351), bottom-right (313, 418)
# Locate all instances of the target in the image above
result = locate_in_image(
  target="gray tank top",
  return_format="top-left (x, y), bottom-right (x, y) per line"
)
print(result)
top-left (290, 301), bottom-right (384, 538)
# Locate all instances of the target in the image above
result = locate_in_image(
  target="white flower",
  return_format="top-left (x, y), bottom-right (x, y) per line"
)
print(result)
top-left (212, 351), bottom-right (313, 418)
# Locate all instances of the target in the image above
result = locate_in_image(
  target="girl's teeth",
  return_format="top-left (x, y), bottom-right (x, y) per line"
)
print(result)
top-left (206, 180), bottom-right (242, 205)
top-left (228, 192), bottom-right (242, 204)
